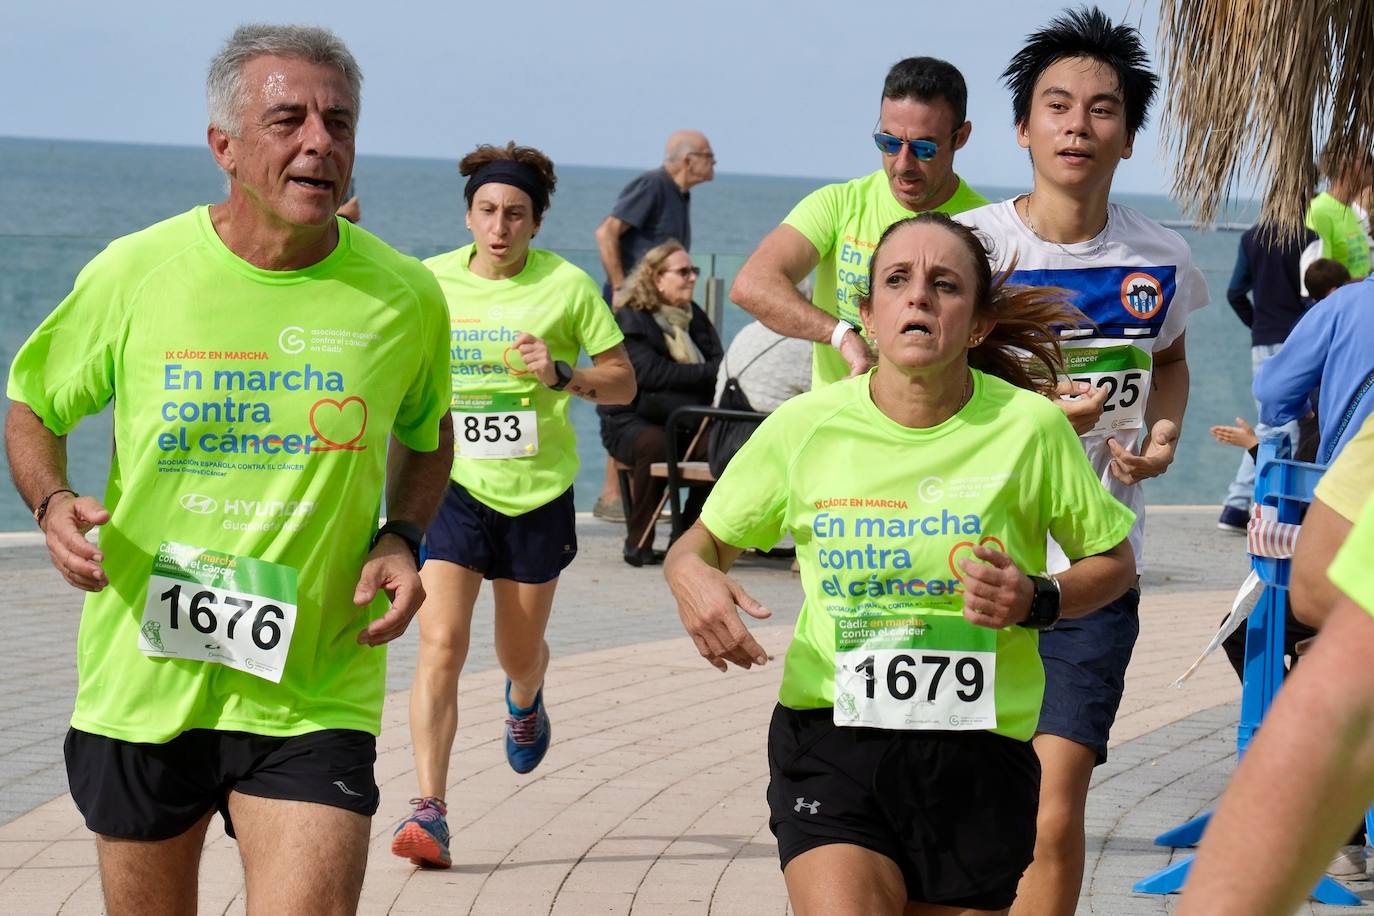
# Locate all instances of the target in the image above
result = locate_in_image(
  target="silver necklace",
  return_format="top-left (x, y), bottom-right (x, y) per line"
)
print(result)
top-left (1019, 194), bottom-right (1111, 259)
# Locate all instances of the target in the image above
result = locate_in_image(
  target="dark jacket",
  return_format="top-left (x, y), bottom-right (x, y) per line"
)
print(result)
top-left (598, 302), bottom-right (723, 454)
top-left (1227, 225), bottom-right (1316, 346)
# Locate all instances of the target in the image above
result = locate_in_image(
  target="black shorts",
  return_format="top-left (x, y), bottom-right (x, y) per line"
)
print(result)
top-left (65, 727), bottom-right (379, 841)
top-left (1036, 587), bottom-right (1141, 765)
top-left (766, 705), bottom-right (1040, 910)
top-left (424, 481), bottom-right (577, 583)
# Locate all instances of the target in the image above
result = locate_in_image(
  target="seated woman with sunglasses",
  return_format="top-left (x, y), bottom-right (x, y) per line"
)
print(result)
top-left (665, 213), bottom-right (1136, 915)
top-left (599, 240), bottom-right (723, 566)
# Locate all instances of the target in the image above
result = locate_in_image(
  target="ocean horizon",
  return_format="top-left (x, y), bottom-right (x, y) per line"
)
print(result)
top-left (1, 135), bottom-right (1263, 532)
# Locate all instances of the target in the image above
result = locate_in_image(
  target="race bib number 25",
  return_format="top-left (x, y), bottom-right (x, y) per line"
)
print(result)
top-left (833, 614), bottom-right (997, 731)
top-left (139, 542), bottom-right (298, 683)
top-left (1060, 345), bottom-right (1152, 436)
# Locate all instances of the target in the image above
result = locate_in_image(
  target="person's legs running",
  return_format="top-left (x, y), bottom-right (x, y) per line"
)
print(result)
top-left (1012, 590), bottom-right (1139, 915)
top-left (94, 811), bottom-right (213, 916)
top-left (230, 792), bottom-right (369, 916)
top-left (408, 560), bottom-right (485, 799)
top-left (493, 578), bottom-right (558, 709)
top-left (784, 844), bottom-right (910, 916)
top-left (1009, 735), bottom-right (1096, 916)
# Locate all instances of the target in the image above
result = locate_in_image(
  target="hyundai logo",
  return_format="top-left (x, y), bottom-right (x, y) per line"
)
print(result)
top-left (179, 493), bottom-right (218, 514)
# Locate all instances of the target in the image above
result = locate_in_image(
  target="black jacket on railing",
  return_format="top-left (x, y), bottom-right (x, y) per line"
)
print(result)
top-left (598, 302), bottom-right (723, 456)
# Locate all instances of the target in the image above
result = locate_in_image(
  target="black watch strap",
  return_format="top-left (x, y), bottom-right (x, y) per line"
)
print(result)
top-left (550, 360), bottom-right (574, 391)
top-left (372, 519), bottom-right (424, 568)
top-left (1019, 574), bottom-right (1062, 630)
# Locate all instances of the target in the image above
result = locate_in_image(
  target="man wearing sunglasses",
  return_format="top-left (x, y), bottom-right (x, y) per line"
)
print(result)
top-left (732, 57), bottom-right (987, 387)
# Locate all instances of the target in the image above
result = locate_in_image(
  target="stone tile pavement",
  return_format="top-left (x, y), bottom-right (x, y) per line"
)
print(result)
top-left (1, 510), bottom-right (1368, 913)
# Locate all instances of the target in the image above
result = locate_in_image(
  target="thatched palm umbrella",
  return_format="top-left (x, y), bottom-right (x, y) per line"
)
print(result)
top-left (1159, 0), bottom-right (1374, 236)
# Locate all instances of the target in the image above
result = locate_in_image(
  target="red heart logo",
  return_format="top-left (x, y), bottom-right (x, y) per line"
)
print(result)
top-left (309, 396), bottom-right (369, 452)
top-left (502, 345), bottom-right (530, 376)
top-left (947, 535), bottom-right (1007, 581)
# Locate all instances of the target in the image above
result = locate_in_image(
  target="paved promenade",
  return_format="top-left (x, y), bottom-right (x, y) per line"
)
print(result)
top-left (1, 509), bottom-right (1369, 913)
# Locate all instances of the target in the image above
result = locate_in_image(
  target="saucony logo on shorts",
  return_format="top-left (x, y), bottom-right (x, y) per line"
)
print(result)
top-left (334, 780), bottom-right (363, 797)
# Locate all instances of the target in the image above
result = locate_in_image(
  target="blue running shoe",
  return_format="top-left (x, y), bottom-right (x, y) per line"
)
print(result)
top-left (390, 796), bottom-right (451, 868)
top-left (504, 680), bottom-right (552, 774)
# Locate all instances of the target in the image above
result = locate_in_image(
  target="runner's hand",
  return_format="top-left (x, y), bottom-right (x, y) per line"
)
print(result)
top-left (1209, 417), bottom-right (1258, 450)
top-left (959, 545), bottom-right (1033, 629)
top-left (673, 565), bottom-right (771, 672)
top-left (41, 493), bottom-right (110, 592)
top-left (1108, 419), bottom-right (1180, 485)
top-left (839, 329), bottom-right (875, 378)
top-left (353, 535), bottom-right (426, 646)
top-left (1054, 380), bottom-right (1110, 435)
top-left (514, 332), bottom-right (556, 387)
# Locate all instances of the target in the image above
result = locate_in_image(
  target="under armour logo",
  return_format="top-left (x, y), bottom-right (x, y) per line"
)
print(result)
top-left (794, 797), bottom-right (820, 814)
top-left (333, 780), bottom-right (363, 797)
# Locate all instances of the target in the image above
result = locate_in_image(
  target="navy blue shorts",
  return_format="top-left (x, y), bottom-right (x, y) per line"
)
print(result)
top-left (424, 482), bottom-right (577, 584)
top-left (1035, 587), bottom-right (1141, 765)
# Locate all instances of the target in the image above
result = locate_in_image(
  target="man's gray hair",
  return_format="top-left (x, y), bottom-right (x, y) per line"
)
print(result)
top-left (206, 24), bottom-right (363, 136)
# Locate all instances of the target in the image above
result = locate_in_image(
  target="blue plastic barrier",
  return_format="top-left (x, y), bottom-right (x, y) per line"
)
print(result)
top-left (1132, 438), bottom-right (1361, 905)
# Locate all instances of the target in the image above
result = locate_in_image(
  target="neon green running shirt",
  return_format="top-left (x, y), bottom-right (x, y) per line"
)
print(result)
top-left (1329, 494), bottom-right (1374, 616)
top-left (424, 245), bottom-right (624, 515)
top-left (699, 371), bottom-right (1135, 740)
top-left (1306, 192), bottom-right (1371, 279)
top-left (7, 207), bottom-right (451, 743)
top-left (782, 170), bottom-right (988, 388)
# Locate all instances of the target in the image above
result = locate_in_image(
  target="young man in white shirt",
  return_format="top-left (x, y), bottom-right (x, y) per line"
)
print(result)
top-left (959, 8), bottom-right (1208, 913)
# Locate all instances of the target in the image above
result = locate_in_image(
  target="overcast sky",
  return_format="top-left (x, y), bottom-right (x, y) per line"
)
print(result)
top-left (3, 0), bottom-right (1180, 193)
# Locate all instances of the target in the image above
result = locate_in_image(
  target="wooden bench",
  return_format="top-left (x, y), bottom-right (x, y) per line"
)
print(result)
top-left (609, 406), bottom-right (767, 548)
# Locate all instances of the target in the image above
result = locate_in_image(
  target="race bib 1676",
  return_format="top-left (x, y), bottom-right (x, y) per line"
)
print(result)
top-left (139, 541), bottom-right (298, 683)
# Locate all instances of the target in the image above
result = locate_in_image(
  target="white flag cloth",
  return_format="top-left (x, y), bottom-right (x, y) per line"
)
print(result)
top-left (1174, 568), bottom-right (1264, 687)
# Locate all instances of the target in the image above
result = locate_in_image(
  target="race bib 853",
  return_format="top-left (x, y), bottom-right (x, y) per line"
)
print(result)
top-left (453, 392), bottom-right (538, 459)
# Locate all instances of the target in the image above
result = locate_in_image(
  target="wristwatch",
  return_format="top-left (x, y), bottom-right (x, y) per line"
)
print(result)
top-left (550, 360), bottom-right (574, 391)
top-left (372, 519), bottom-right (424, 569)
top-left (1019, 574), bottom-right (1062, 630)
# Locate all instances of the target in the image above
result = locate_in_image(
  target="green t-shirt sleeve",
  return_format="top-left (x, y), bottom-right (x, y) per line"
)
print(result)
top-left (1306, 201), bottom-right (1337, 258)
top-left (1039, 406), bottom-right (1136, 559)
top-left (698, 408), bottom-right (794, 550)
top-left (781, 183), bottom-right (842, 259)
top-left (390, 272), bottom-right (452, 452)
top-left (6, 250), bottom-right (128, 436)
top-left (571, 274), bottom-right (625, 357)
top-left (1329, 494), bottom-right (1374, 616)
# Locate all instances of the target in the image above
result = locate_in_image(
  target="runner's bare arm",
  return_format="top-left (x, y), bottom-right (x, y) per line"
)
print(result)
top-left (664, 520), bottom-right (771, 672)
top-left (959, 539), bottom-right (1134, 628)
top-left (4, 401), bottom-right (109, 591)
top-left (355, 414), bottom-right (454, 646)
top-left (594, 216), bottom-right (629, 292)
top-left (513, 334), bottom-right (636, 406)
top-left (1289, 498), bottom-right (1353, 628)
top-left (732, 226), bottom-right (873, 376)
top-left (1176, 599), bottom-right (1374, 916)
top-left (1108, 332), bottom-right (1188, 485)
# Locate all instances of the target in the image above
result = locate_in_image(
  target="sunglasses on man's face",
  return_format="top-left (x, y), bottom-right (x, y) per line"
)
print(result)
top-left (664, 265), bottom-right (701, 279)
top-left (872, 132), bottom-right (938, 161)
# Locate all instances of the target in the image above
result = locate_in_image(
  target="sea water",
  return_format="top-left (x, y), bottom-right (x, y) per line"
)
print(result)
top-left (0, 136), bottom-right (1261, 531)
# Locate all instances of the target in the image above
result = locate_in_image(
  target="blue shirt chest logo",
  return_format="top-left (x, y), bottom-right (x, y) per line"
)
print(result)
top-left (1009, 266), bottom-right (1176, 339)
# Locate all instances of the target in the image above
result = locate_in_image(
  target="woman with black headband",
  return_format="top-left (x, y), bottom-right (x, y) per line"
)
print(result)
top-left (391, 142), bottom-right (636, 870)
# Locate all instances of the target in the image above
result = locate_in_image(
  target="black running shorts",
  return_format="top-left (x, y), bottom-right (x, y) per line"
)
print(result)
top-left (766, 705), bottom-right (1040, 910)
top-left (65, 727), bottom-right (379, 841)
